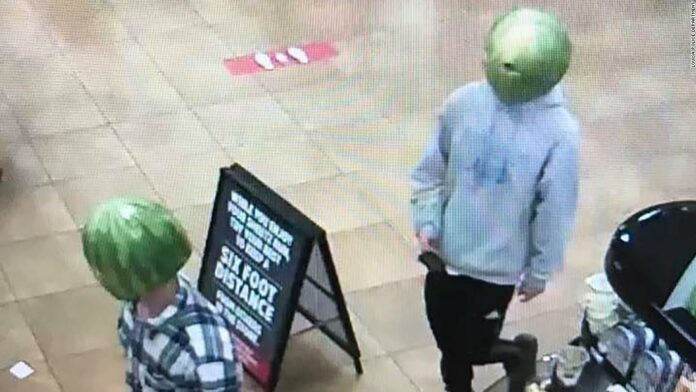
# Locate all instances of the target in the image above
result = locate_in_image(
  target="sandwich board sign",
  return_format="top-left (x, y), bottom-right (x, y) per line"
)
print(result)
top-left (198, 164), bottom-right (363, 391)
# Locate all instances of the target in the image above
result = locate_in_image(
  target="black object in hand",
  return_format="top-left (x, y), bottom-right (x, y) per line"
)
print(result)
top-left (418, 251), bottom-right (446, 273)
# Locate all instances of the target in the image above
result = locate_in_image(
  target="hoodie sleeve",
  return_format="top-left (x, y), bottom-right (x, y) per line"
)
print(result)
top-left (528, 127), bottom-right (580, 283)
top-left (410, 107), bottom-right (451, 240)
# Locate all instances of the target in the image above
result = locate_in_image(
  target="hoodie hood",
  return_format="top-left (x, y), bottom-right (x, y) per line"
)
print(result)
top-left (488, 81), bottom-right (568, 114)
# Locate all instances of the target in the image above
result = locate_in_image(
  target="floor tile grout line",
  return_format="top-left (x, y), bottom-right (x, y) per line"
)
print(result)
top-left (38, 0), bottom-right (219, 214)
top-left (14, 281), bottom-right (101, 305)
top-left (127, 10), bottom-right (242, 172)
top-left (381, 304), bottom-right (582, 361)
top-left (24, 2), bottom-right (140, 198)
top-left (0, 88), bottom-right (57, 189)
top-left (0, 229), bottom-right (82, 251)
top-left (7, 252), bottom-right (74, 392)
top-left (388, 353), bottom-right (428, 392)
top-left (0, 90), bottom-right (31, 143)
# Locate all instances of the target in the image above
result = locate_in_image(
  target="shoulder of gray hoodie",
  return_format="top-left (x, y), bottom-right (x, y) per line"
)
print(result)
top-left (411, 80), bottom-right (581, 285)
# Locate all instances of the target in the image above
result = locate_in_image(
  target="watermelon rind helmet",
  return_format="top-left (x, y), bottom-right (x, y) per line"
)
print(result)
top-left (484, 7), bottom-right (572, 104)
top-left (81, 197), bottom-right (192, 301)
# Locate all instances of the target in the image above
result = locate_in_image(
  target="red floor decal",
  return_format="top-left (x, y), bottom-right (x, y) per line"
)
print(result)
top-left (224, 42), bottom-right (338, 76)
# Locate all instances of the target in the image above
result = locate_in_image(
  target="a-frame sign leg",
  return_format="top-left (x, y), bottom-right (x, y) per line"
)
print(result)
top-left (294, 236), bottom-right (363, 375)
top-left (316, 234), bottom-right (363, 374)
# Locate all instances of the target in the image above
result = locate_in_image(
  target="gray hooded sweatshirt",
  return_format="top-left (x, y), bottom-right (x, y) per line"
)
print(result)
top-left (411, 81), bottom-right (580, 286)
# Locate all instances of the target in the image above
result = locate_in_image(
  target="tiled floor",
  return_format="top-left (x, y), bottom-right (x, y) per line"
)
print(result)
top-left (0, 0), bottom-right (694, 390)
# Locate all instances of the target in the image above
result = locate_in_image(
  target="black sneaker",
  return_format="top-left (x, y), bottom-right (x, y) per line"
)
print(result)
top-left (506, 334), bottom-right (538, 392)
top-left (514, 334), bottom-right (538, 382)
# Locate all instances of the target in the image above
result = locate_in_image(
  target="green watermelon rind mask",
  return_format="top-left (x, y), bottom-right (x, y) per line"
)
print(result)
top-left (484, 7), bottom-right (572, 104)
top-left (81, 197), bottom-right (192, 301)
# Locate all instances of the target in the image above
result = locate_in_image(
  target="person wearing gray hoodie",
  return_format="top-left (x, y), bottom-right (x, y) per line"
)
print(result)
top-left (411, 8), bottom-right (580, 392)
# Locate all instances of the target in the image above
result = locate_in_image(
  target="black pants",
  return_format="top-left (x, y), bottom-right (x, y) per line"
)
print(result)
top-left (424, 272), bottom-right (516, 392)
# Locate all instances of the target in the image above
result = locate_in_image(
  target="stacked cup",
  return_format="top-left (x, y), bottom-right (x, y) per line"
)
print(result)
top-left (581, 273), bottom-right (620, 335)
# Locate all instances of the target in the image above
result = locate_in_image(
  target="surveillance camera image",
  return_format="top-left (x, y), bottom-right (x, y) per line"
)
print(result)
top-left (0, 1), bottom-right (695, 391)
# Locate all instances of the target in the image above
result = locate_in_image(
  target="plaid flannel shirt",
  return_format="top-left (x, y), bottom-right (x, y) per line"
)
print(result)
top-left (117, 273), bottom-right (243, 391)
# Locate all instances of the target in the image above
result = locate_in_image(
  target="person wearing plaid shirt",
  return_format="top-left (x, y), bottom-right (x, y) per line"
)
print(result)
top-left (118, 273), bottom-right (243, 391)
top-left (81, 197), bottom-right (243, 391)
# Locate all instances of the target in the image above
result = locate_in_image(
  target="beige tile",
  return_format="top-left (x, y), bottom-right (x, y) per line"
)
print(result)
top-left (269, 0), bottom-right (380, 43)
top-left (502, 307), bottom-right (582, 358)
top-left (303, 106), bottom-right (397, 145)
top-left (330, 31), bottom-right (389, 77)
top-left (32, 126), bottom-right (135, 181)
top-left (20, 285), bottom-right (121, 359)
top-left (392, 311), bottom-right (583, 391)
top-left (0, 141), bottom-right (50, 189)
top-left (345, 170), bottom-right (412, 220)
top-left (112, 0), bottom-right (206, 39)
top-left (346, 309), bottom-right (387, 360)
top-left (226, 142), bottom-right (340, 189)
top-left (289, 308), bottom-right (386, 363)
top-left (0, 360), bottom-right (62, 392)
top-left (64, 40), bottom-right (188, 123)
top-left (394, 344), bottom-right (507, 392)
top-left (11, 95), bottom-right (106, 137)
top-left (278, 174), bottom-right (385, 234)
top-left (173, 204), bottom-right (213, 253)
top-left (189, 0), bottom-right (249, 25)
top-left (0, 0), bottom-right (61, 62)
top-left (472, 364), bottom-right (509, 392)
top-left (210, 16), bottom-right (276, 57)
top-left (271, 83), bottom-right (391, 132)
top-left (575, 162), bottom-right (653, 238)
top-left (0, 56), bottom-right (106, 136)
top-left (253, 61), bottom-right (346, 96)
top-left (0, 271), bottom-right (14, 305)
top-left (565, 231), bottom-right (616, 279)
top-left (577, 154), bottom-right (689, 238)
top-left (277, 355), bottom-right (419, 392)
top-left (112, 111), bottom-right (220, 167)
top-left (332, 24), bottom-right (440, 79)
top-left (330, 58), bottom-right (443, 120)
top-left (0, 54), bottom-right (84, 107)
top-left (0, 302), bottom-right (45, 370)
top-left (194, 95), bottom-right (309, 148)
top-left (635, 153), bottom-right (696, 196)
top-left (139, 148), bottom-right (231, 209)
top-left (582, 104), bottom-right (696, 165)
top-left (0, 100), bottom-right (24, 144)
top-left (327, 223), bottom-right (422, 292)
top-left (346, 278), bottom-right (433, 353)
top-left (54, 166), bottom-right (161, 225)
top-left (308, 115), bottom-right (428, 176)
top-left (138, 24), bottom-right (261, 107)
top-left (49, 346), bottom-right (126, 392)
top-left (181, 249), bottom-right (203, 289)
top-left (0, 185), bottom-right (76, 244)
top-left (392, 345), bottom-right (445, 392)
top-left (0, 232), bottom-right (96, 300)
top-left (32, 0), bottom-right (129, 49)
top-left (387, 214), bottom-right (418, 245)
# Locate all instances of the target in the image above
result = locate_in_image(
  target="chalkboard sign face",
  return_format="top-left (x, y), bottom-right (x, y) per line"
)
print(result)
top-left (198, 165), bottom-right (318, 389)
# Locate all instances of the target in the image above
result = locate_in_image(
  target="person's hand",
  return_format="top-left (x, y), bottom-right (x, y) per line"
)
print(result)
top-left (416, 230), bottom-right (440, 253)
top-left (518, 286), bottom-right (544, 303)
top-left (518, 274), bottom-right (546, 303)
